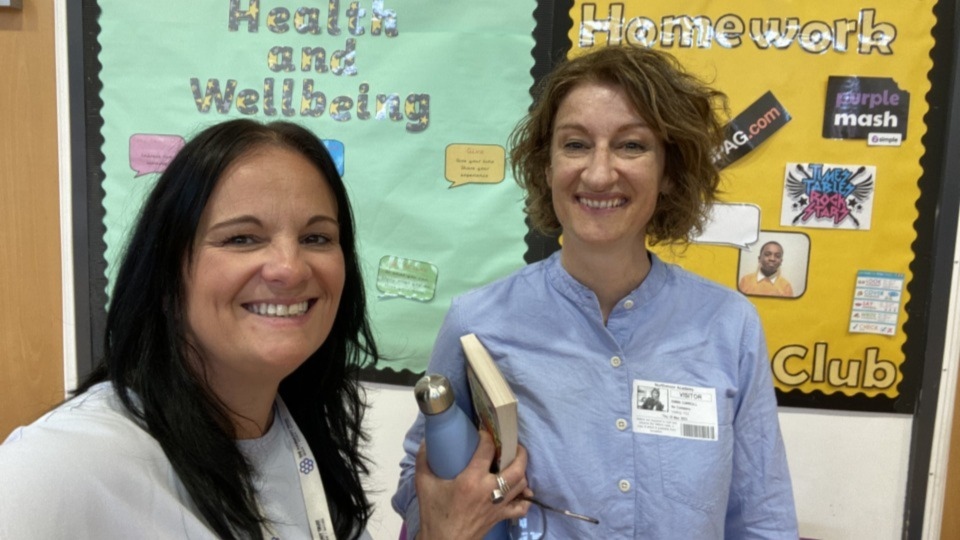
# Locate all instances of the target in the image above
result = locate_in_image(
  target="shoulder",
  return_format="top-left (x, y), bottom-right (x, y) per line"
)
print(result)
top-left (453, 257), bottom-right (550, 310)
top-left (0, 384), bottom-right (180, 533)
top-left (0, 385), bottom-right (212, 536)
top-left (4, 382), bottom-right (146, 439)
top-left (657, 255), bottom-right (757, 316)
top-left (0, 383), bottom-right (165, 492)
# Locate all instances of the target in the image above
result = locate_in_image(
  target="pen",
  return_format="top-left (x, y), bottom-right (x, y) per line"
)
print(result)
top-left (521, 496), bottom-right (600, 525)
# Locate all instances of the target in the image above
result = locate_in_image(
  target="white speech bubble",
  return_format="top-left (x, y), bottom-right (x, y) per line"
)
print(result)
top-left (691, 203), bottom-right (761, 249)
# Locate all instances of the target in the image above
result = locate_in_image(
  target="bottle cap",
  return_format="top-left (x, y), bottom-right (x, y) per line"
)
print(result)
top-left (414, 374), bottom-right (455, 415)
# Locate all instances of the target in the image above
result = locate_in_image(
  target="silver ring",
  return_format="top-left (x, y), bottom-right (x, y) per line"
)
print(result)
top-left (496, 474), bottom-right (511, 496)
top-left (491, 488), bottom-right (505, 504)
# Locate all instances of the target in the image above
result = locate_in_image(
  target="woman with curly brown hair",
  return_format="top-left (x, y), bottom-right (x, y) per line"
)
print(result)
top-left (394, 46), bottom-right (798, 538)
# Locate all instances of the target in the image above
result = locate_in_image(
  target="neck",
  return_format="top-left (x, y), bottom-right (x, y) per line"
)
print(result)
top-left (209, 377), bottom-right (280, 440)
top-left (561, 245), bottom-right (652, 323)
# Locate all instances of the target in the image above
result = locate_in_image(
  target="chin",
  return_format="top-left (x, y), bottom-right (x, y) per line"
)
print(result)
top-left (258, 349), bottom-right (316, 370)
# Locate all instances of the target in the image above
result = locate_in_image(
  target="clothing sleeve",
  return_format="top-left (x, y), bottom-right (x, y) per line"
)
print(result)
top-left (390, 300), bottom-right (475, 539)
top-left (391, 413), bottom-right (425, 538)
top-left (724, 309), bottom-right (799, 538)
top-left (0, 396), bottom-right (217, 539)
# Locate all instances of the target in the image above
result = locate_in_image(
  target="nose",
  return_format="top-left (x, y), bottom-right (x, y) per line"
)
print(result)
top-left (581, 146), bottom-right (617, 189)
top-left (262, 239), bottom-right (310, 286)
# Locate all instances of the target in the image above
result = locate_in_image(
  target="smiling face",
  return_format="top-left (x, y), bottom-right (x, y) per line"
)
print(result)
top-left (758, 242), bottom-right (784, 277)
top-left (547, 82), bottom-right (669, 259)
top-left (184, 144), bottom-right (345, 394)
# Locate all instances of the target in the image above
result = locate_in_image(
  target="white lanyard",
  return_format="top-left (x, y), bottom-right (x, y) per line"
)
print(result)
top-left (262, 398), bottom-right (337, 540)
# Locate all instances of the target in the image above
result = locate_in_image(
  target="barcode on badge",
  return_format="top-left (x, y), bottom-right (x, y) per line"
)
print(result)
top-left (681, 423), bottom-right (717, 440)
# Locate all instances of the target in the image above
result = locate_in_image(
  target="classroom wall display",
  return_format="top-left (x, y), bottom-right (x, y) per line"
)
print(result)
top-left (93, 0), bottom-right (539, 384)
top-left (79, 0), bottom-right (950, 413)
top-left (553, 0), bottom-right (938, 412)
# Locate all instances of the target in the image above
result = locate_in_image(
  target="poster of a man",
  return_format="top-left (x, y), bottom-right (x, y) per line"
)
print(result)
top-left (737, 232), bottom-right (810, 298)
top-left (739, 241), bottom-right (794, 297)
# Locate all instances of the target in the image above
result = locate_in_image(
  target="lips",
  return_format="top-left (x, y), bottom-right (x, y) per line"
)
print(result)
top-left (243, 300), bottom-right (313, 317)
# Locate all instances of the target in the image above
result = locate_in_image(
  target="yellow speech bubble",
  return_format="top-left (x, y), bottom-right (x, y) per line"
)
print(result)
top-left (444, 144), bottom-right (505, 187)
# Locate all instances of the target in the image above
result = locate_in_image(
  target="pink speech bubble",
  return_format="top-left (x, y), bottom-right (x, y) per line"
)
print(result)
top-left (129, 134), bottom-right (186, 177)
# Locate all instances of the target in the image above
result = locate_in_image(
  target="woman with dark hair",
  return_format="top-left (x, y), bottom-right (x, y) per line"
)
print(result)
top-left (0, 119), bottom-right (526, 539)
top-left (394, 46), bottom-right (798, 538)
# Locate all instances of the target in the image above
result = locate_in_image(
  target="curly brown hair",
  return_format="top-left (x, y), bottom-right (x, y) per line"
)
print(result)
top-left (508, 46), bottom-right (728, 245)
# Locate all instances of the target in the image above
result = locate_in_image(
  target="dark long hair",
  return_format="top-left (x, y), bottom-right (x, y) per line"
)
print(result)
top-left (78, 119), bottom-right (378, 539)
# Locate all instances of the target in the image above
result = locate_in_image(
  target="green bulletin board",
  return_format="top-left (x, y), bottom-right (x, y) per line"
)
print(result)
top-left (94, 0), bottom-right (538, 383)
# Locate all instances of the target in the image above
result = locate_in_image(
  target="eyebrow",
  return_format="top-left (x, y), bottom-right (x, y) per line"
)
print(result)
top-left (206, 214), bottom-right (338, 233)
top-left (553, 120), bottom-right (654, 134)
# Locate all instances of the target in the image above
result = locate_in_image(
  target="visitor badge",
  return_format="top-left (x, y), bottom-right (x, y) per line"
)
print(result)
top-left (632, 380), bottom-right (718, 441)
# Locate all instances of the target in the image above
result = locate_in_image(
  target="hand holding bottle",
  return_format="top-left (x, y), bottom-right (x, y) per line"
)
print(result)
top-left (414, 429), bottom-right (532, 540)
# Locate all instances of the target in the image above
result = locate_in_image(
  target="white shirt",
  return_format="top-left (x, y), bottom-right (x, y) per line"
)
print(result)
top-left (0, 382), bottom-right (370, 539)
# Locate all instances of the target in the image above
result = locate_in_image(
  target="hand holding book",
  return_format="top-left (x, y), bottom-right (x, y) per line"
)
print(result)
top-left (459, 334), bottom-right (600, 529)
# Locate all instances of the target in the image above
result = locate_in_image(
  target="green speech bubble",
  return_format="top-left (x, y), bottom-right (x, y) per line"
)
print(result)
top-left (376, 255), bottom-right (439, 302)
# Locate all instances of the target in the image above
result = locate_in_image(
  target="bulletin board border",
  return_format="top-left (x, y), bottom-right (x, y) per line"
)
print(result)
top-left (901, 0), bottom-right (960, 534)
top-left (68, 0), bottom-right (107, 384)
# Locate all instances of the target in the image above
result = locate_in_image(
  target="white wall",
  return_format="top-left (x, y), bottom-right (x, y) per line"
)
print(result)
top-left (363, 383), bottom-right (420, 540)
top-left (359, 383), bottom-right (913, 540)
top-left (780, 409), bottom-right (911, 539)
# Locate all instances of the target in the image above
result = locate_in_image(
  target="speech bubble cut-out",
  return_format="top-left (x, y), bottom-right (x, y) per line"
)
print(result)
top-left (444, 144), bottom-right (505, 187)
top-left (690, 203), bottom-right (761, 249)
top-left (129, 134), bottom-right (186, 177)
top-left (375, 255), bottom-right (439, 302)
top-left (322, 139), bottom-right (345, 177)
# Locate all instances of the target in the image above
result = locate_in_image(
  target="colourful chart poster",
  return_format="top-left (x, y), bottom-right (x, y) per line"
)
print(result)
top-left (97, 1), bottom-right (537, 382)
top-left (565, 1), bottom-right (936, 410)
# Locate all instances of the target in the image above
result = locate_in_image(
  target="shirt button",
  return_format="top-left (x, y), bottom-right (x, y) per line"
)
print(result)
top-left (616, 418), bottom-right (628, 431)
top-left (618, 479), bottom-right (631, 493)
top-left (623, 299), bottom-right (635, 309)
top-left (610, 356), bottom-right (622, 367)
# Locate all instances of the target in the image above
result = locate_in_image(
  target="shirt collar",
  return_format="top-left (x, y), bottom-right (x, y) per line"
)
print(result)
top-left (755, 268), bottom-right (780, 283)
top-left (545, 250), bottom-right (669, 312)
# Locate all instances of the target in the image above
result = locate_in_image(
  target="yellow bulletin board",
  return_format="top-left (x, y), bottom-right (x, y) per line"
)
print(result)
top-left (519, 0), bottom-right (942, 413)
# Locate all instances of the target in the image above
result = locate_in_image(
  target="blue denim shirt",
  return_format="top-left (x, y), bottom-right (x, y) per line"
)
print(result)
top-left (392, 252), bottom-right (798, 539)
